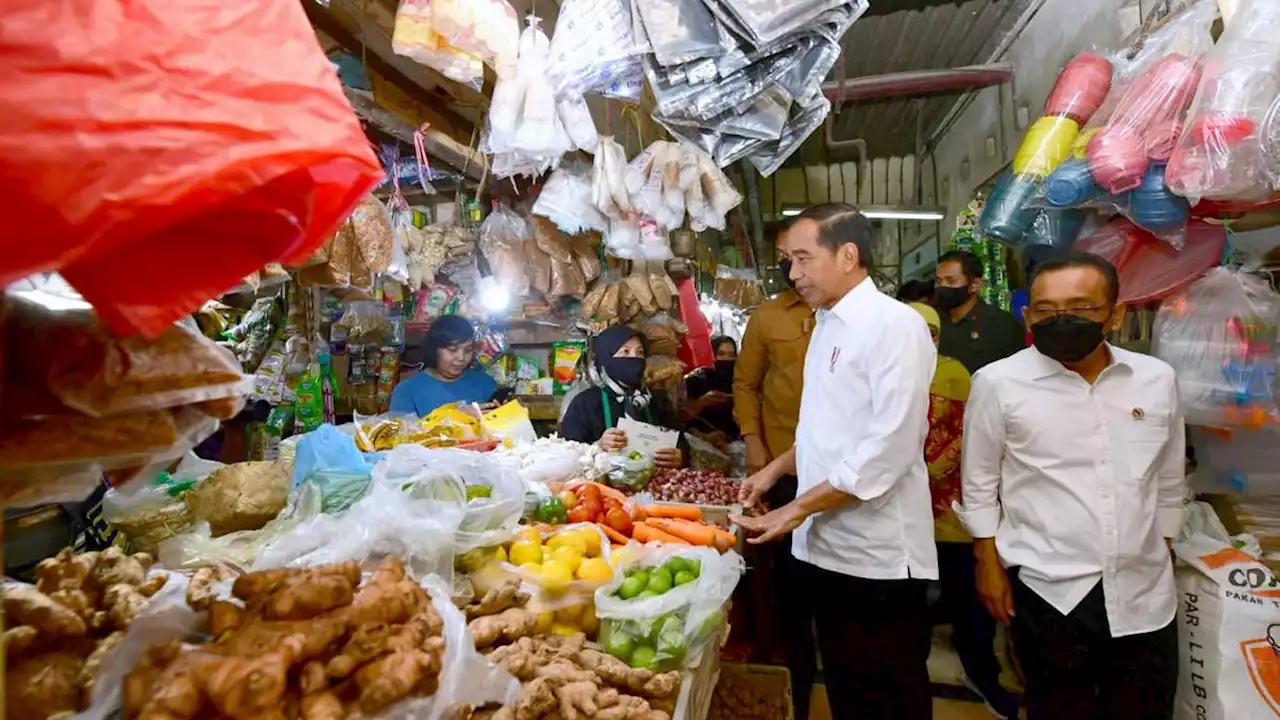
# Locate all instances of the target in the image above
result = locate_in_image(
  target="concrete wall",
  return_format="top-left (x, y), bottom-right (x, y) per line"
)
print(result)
top-left (927, 0), bottom-right (1145, 231)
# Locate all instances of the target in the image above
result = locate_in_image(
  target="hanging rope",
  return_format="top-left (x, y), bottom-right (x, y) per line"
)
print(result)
top-left (413, 122), bottom-right (435, 195)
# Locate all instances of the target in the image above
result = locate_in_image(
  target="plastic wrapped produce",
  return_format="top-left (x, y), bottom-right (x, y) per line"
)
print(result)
top-left (1167, 0), bottom-right (1280, 203)
top-left (1152, 267), bottom-right (1280, 430)
top-left (392, 0), bottom-right (486, 89)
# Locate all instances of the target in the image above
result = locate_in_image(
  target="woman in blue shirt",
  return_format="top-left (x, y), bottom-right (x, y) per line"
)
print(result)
top-left (390, 315), bottom-right (496, 416)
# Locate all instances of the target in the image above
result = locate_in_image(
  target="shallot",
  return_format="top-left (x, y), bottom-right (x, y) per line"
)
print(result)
top-left (644, 468), bottom-right (740, 506)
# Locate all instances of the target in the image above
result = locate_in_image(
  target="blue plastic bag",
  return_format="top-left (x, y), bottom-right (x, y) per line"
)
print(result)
top-left (292, 424), bottom-right (372, 487)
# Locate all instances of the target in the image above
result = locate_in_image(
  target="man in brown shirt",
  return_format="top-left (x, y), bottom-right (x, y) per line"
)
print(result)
top-left (732, 226), bottom-right (816, 719)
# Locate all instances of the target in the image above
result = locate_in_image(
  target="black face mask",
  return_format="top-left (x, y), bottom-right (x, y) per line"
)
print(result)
top-left (934, 285), bottom-right (971, 310)
top-left (602, 357), bottom-right (645, 387)
top-left (1031, 315), bottom-right (1107, 363)
top-left (712, 360), bottom-right (735, 386)
top-left (779, 259), bottom-right (797, 290)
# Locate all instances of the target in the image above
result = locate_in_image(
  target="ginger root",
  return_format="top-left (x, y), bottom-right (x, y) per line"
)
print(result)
top-left (469, 607), bottom-right (538, 650)
top-left (2, 584), bottom-right (87, 638)
top-left (6, 651), bottom-right (84, 720)
top-left (464, 580), bottom-right (531, 621)
top-left (187, 566), bottom-right (235, 611)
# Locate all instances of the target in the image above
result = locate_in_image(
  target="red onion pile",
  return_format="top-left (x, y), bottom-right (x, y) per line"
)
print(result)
top-left (645, 468), bottom-right (740, 506)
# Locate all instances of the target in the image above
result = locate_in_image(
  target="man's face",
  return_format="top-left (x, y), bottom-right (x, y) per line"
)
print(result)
top-left (1024, 266), bottom-right (1122, 331)
top-left (935, 260), bottom-right (973, 292)
top-left (780, 219), bottom-right (858, 308)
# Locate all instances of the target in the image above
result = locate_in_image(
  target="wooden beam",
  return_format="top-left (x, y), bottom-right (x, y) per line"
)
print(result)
top-left (304, 0), bottom-right (476, 143)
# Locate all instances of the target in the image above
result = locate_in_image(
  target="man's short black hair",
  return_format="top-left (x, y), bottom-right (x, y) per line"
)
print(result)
top-left (1027, 251), bottom-right (1121, 305)
top-left (897, 279), bottom-right (935, 303)
top-left (793, 203), bottom-right (875, 270)
top-left (938, 250), bottom-right (984, 282)
top-left (422, 314), bottom-right (476, 369)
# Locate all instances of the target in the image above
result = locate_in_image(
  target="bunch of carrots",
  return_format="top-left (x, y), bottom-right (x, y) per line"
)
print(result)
top-left (541, 480), bottom-right (737, 553)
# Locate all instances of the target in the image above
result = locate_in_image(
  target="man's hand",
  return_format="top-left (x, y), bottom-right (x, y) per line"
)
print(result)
top-left (739, 464), bottom-right (780, 510)
top-left (744, 435), bottom-right (772, 475)
top-left (653, 447), bottom-right (684, 469)
top-left (600, 428), bottom-right (628, 452)
top-left (975, 555), bottom-right (1016, 625)
top-left (730, 503), bottom-right (805, 545)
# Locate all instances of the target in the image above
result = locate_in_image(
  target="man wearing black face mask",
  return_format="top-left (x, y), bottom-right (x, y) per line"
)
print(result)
top-left (935, 250), bottom-right (1025, 375)
top-left (955, 252), bottom-right (1185, 720)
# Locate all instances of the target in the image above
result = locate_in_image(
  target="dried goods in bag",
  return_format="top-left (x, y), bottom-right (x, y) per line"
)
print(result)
top-left (0, 0), bottom-right (382, 336)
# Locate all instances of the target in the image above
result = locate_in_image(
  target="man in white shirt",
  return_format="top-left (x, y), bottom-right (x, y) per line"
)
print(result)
top-left (732, 203), bottom-right (939, 720)
top-left (956, 252), bottom-right (1184, 720)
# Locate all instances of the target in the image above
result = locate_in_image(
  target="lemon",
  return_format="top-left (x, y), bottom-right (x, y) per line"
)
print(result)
top-left (542, 546), bottom-right (554, 563)
top-left (535, 611), bottom-right (554, 634)
top-left (576, 558), bottom-right (614, 582)
top-left (519, 562), bottom-right (543, 577)
top-left (547, 532), bottom-right (588, 556)
top-left (514, 526), bottom-right (542, 546)
top-left (508, 541), bottom-right (542, 567)
top-left (579, 604), bottom-right (599, 636)
top-left (550, 622), bottom-right (581, 637)
top-left (493, 546), bottom-right (508, 564)
top-left (540, 560), bottom-right (574, 594)
top-left (555, 604), bottom-right (585, 623)
top-left (577, 529), bottom-right (602, 558)
top-left (551, 546), bottom-right (584, 573)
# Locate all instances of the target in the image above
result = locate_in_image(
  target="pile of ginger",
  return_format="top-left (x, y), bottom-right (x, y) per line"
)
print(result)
top-left (124, 556), bottom-right (447, 720)
top-left (4, 547), bottom-right (168, 720)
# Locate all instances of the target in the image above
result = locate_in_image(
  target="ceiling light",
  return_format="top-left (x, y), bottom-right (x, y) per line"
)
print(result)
top-left (479, 276), bottom-right (512, 313)
top-left (860, 209), bottom-right (945, 221)
top-left (781, 208), bottom-right (802, 217)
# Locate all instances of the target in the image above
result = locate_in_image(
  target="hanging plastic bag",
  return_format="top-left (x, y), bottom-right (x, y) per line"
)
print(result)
top-left (547, 0), bottom-right (646, 96)
top-left (392, 0), bottom-right (486, 91)
top-left (0, 0), bottom-right (383, 337)
top-left (1153, 267), bottom-right (1280, 430)
top-left (1167, 0), bottom-right (1280, 203)
top-left (1073, 218), bottom-right (1225, 304)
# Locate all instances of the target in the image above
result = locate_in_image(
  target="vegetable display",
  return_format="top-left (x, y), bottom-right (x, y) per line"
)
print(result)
top-left (5, 548), bottom-right (169, 720)
top-left (644, 469), bottom-right (740, 507)
top-left (123, 557), bottom-right (448, 719)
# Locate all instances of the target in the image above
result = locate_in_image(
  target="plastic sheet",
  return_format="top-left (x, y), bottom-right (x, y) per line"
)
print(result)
top-left (372, 444), bottom-right (526, 551)
top-left (1166, 0), bottom-right (1280, 203)
top-left (1152, 267), bottom-right (1280, 430)
top-left (0, 0), bottom-right (383, 337)
top-left (1072, 218), bottom-right (1225, 305)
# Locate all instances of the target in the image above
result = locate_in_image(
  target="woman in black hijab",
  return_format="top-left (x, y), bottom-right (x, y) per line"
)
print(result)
top-left (559, 325), bottom-right (686, 469)
top-left (682, 336), bottom-right (739, 439)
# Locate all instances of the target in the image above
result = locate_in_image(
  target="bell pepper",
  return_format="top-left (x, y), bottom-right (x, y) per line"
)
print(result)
top-left (536, 497), bottom-right (568, 525)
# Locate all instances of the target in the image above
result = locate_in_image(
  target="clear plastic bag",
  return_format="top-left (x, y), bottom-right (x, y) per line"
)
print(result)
top-left (479, 204), bottom-right (532, 297)
top-left (594, 544), bottom-right (743, 670)
top-left (157, 482), bottom-right (324, 569)
top-left (1153, 267), bottom-right (1280, 430)
top-left (1188, 426), bottom-right (1280, 495)
top-left (1167, 0), bottom-right (1280, 203)
top-left (606, 452), bottom-right (656, 491)
top-left (557, 93), bottom-right (599, 152)
top-left (547, 0), bottom-right (646, 97)
top-left (532, 164), bottom-right (608, 234)
top-left (592, 136), bottom-right (634, 218)
top-left (372, 444), bottom-right (525, 551)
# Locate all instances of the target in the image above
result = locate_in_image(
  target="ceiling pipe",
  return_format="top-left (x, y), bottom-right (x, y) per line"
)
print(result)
top-left (821, 63), bottom-right (1015, 102)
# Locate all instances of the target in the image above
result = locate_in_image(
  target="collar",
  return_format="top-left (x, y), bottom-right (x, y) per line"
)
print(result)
top-left (948, 300), bottom-right (987, 325)
top-left (1027, 343), bottom-right (1133, 380)
top-left (826, 276), bottom-right (877, 324)
top-left (778, 289), bottom-right (807, 309)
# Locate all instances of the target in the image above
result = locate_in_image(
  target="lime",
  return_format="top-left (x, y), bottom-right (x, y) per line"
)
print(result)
top-left (686, 558), bottom-right (702, 578)
top-left (646, 568), bottom-right (673, 595)
top-left (637, 590), bottom-right (660, 599)
top-left (604, 631), bottom-right (635, 661)
top-left (664, 557), bottom-right (689, 576)
top-left (630, 644), bottom-right (659, 670)
top-left (618, 575), bottom-right (647, 600)
top-left (673, 570), bottom-right (696, 587)
top-left (630, 569), bottom-right (650, 587)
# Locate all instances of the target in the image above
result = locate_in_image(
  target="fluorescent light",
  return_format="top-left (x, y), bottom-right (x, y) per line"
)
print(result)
top-left (781, 208), bottom-right (802, 216)
top-left (861, 209), bottom-right (945, 221)
top-left (479, 276), bottom-right (512, 312)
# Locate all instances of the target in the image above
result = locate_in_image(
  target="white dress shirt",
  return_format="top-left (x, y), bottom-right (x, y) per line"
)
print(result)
top-left (792, 277), bottom-right (939, 581)
top-left (955, 345), bottom-right (1186, 637)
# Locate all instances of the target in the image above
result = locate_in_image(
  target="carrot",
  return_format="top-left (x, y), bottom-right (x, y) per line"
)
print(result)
top-left (711, 526), bottom-right (736, 552)
top-left (599, 524), bottom-right (630, 545)
top-left (632, 505), bottom-right (649, 522)
top-left (645, 518), bottom-right (716, 547)
top-left (633, 523), bottom-right (690, 545)
top-left (643, 504), bottom-right (703, 521)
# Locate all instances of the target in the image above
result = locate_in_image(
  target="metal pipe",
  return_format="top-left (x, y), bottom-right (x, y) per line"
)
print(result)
top-left (821, 63), bottom-right (1014, 102)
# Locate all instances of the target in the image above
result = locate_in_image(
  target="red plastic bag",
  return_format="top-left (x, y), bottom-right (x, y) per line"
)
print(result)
top-left (676, 277), bottom-right (714, 370)
top-left (1074, 218), bottom-right (1225, 304)
top-left (0, 0), bottom-right (383, 336)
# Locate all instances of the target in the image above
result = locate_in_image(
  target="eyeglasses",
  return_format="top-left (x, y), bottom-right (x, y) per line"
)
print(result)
top-left (1027, 304), bottom-right (1110, 319)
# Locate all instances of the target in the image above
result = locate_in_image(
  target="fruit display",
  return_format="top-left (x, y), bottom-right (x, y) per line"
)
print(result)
top-left (644, 468), bottom-right (740, 507)
top-left (606, 451), bottom-right (656, 492)
top-left (5, 548), bottom-right (170, 720)
top-left (610, 556), bottom-right (701, 603)
top-left (122, 557), bottom-right (450, 719)
top-left (354, 402), bottom-right (487, 452)
top-left (472, 633), bottom-right (680, 720)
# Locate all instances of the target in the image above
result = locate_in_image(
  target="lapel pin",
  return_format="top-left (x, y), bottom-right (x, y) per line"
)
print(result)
top-left (1132, 407), bottom-right (1145, 420)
